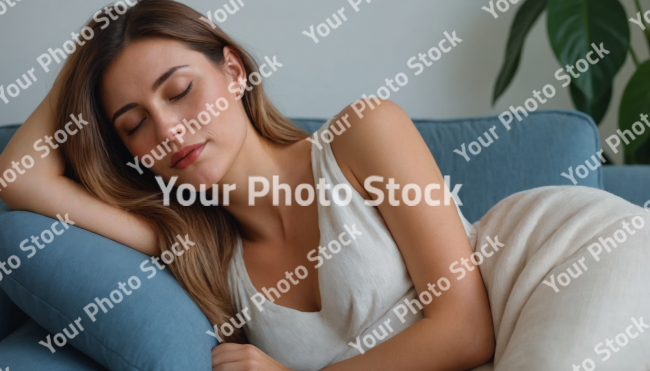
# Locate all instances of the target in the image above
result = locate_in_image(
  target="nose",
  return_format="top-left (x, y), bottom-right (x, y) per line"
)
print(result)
top-left (151, 110), bottom-right (187, 147)
top-left (166, 123), bottom-right (187, 144)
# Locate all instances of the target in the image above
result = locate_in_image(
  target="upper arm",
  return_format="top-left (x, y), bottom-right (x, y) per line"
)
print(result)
top-left (329, 100), bottom-right (490, 322)
top-left (0, 92), bottom-right (159, 256)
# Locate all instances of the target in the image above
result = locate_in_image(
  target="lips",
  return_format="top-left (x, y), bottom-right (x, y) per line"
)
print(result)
top-left (171, 143), bottom-right (205, 170)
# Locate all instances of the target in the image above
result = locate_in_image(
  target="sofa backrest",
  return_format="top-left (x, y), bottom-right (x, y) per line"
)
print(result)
top-left (0, 124), bottom-right (20, 216)
top-left (0, 124), bottom-right (19, 153)
top-left (0, 109), bottom-right (602, 223)
top-left (293, 110), bottom-right (602, 222)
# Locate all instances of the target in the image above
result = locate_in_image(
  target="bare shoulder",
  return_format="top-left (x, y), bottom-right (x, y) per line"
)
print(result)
top-left (330, 99), bottom-right (416, 147)
top-left (327, 99), bottom-right (433, 198)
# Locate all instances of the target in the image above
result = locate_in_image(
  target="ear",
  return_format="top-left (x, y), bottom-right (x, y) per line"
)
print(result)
top-left (222, 46), bottom-right (247, 87)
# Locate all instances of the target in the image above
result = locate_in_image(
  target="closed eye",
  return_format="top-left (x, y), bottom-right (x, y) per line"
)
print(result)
top-left (127, 117), bottom-right (146, 137)
top-left (125, 81), bottom-right (193, 137)
top-left (170, 81), bottom-right (193, 101)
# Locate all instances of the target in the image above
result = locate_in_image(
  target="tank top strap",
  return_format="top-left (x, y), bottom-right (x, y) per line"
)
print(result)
top-left (311, 118), bottom-right (350, 191)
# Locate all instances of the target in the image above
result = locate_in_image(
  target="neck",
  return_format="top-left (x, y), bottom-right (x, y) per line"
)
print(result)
top-left (219, 120), bottom-right (313, 243)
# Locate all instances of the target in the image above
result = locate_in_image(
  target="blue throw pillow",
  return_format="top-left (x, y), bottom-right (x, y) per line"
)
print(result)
top-left (0, 211), bottom-right (216, 370)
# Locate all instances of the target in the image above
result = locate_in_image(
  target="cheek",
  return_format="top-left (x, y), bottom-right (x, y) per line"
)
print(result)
top-left (206, 101), bottom-right (248, 147)
top-left (195, 80), bottom-right (247, 148)
top-left (126, 131), bottom-right (160, 159)
top-left (124, 135), bottom-right (171, 175)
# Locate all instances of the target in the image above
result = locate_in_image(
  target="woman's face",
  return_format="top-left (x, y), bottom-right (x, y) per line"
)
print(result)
top-left (100, 38), bottom-right (248, 187)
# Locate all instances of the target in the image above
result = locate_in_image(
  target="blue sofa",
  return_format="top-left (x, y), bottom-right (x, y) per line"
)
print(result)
top-left (0, 110), bottom-right (648, 370)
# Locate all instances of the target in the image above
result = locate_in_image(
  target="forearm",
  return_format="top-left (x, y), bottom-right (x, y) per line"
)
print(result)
top-left (321, 309), bottom-right (493, 371)
top-left (17, 173), bottom-right (156, 252)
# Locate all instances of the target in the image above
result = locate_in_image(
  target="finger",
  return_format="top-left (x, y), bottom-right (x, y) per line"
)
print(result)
top-left (211, 343), bottom-right (245, 357)
top-left (212, 345), bottom-right (260, 367)
top-left (212, 351), bottom-right (244, 368)
top-left (212, 360), bottom-right (256, 371)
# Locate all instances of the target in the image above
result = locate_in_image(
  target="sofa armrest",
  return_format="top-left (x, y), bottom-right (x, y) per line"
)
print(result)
top-left (602, 165), bottom-right (650, 209)
top-left (0, 319), bottom-right (107, 370)
top-left (0, 211), bottom-right (216, 370)
top-left (0, 287), bottom-right (28, 342)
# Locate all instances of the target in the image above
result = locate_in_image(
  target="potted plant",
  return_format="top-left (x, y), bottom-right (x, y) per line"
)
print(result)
top-left (493, 0), bottom-right (650, 164)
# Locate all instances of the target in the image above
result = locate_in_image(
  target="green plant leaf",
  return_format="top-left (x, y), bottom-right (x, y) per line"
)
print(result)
top-left (619, 60), bottom-right (650, 164)
top-left (569, 84), bottom-right (612, 125)
top-left (492, 0), bottom-right (548, 105)
top-left (631, 139), bottom-right (650, 164)
top-left (547, 0), bottom-right (629, 101)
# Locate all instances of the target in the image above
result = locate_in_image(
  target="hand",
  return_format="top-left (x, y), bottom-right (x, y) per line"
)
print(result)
top-left (211, 343), bottom-right (294, 371)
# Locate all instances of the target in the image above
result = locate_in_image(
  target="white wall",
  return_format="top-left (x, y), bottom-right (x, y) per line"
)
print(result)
top-left (0, 0), bottom-right (647, 164)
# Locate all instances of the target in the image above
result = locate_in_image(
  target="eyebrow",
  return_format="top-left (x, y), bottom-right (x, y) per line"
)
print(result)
top-left (110, 65), bottom-right (190, 126)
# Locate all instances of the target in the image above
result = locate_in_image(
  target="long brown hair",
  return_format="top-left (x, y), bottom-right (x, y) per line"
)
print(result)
top-left (53, 0), bottom-right (307, 343)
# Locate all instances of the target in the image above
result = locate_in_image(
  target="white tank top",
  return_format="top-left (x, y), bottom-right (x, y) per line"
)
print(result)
top-left (227, 119), bottom-right (476, 370)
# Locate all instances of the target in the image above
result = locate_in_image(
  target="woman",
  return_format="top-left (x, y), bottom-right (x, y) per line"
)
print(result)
top-left (0, 0), bottom-right (493, 369)
top-left (3, 1), bottom-right (648, 371)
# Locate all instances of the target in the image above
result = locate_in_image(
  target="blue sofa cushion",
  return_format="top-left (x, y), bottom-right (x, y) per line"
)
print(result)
top-left (294, 109), bottom-right (603, 223)
top-left (0, 211), bottom-right (216, 370)
top-left (0, 319), bottom-right (106, 370)
top-left (603, 166), bottom-right (650, 209)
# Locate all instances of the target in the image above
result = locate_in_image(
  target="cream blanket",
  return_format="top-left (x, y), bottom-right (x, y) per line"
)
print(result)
top-left (468, 185), bottom-right (650, 371)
